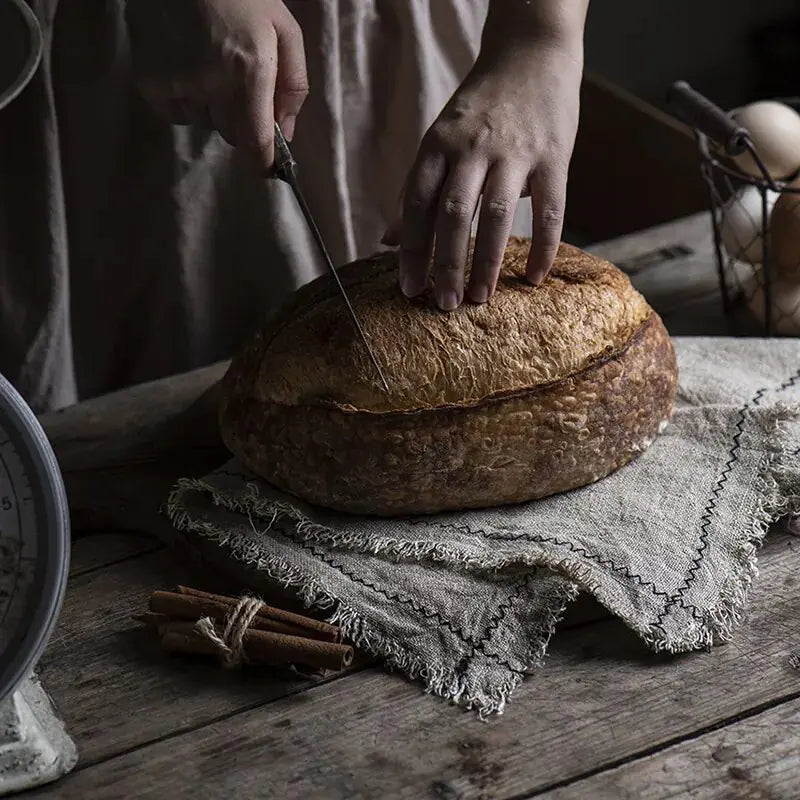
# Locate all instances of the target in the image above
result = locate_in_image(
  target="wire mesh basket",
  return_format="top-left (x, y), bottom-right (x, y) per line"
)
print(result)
top-left (668, 81), bottom-right (800, 336)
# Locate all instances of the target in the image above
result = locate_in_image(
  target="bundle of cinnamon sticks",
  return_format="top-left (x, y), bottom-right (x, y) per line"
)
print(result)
top-left (134, 585), bottom-right (354, 672)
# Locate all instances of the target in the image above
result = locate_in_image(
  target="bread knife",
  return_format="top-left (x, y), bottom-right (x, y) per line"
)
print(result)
top-left (272, 123), bottom-right (390, 393)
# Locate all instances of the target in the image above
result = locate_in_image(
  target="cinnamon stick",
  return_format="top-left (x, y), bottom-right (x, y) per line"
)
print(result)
top-left (159, 620), bottom-right (354, 671)
top-left (137, 601), bottom-right (322, 641)
top-left (176, 586), bottom-right (342, 643)
top-left (148, 590), bottom-right (341, 643)
top-left (160, 627), bottom-right (219, 658)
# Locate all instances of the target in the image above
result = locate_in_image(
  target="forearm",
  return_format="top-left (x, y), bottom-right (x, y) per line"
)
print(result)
top-left (481, 0), bottom-right (589, 57)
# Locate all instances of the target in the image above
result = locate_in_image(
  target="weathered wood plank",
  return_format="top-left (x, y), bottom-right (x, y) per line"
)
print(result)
top-left (52, 536), bottom-right (613, 772)
top-left (69, 531), bottom-right (162, 577)
top-left (539, 697), bottom-right (800, 800)
top-left (40, 361), bottom-right (227, 545)
top-left (588, 212), bottom-right (710, 267)
top-left (31, 533), bottom-right (798, 800)
top-left (588, 212), bottom-right (763, 337)
top-left (39, 361), bottom-right (275, 597)
top-left (39, 550), bottom-right (337, 768)
top-left (42, 361), bottom-right (227, 455)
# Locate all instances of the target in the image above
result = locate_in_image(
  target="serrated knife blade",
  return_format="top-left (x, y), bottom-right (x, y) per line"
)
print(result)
top-left (272, 123), bottom-right (389, 393)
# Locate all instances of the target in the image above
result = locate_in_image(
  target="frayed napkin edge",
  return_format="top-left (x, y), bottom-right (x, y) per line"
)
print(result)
top-left (166, 485), bottom-right (577, 718)
top-left (641, 406), bottom-right (800, 653)
top-left (171, 401), bottom-right (800, 661)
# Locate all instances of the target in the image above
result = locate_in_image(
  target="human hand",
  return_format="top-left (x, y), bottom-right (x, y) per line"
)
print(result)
top-left (384, 37), bottom-right (583, 310)
top-left (125, 0), bottom-right (308, 171)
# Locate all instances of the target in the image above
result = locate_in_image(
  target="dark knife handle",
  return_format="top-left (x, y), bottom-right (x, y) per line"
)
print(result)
top-left (272, 122), bottom-right (297, 182)
top-left (667, 80), bottom-right (749, 156)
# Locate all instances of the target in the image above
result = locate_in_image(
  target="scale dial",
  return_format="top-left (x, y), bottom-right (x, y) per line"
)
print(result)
top-left (0, 373), bottom-right (69, 704)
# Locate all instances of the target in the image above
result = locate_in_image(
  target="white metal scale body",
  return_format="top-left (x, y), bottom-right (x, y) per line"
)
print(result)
top-left (0, 373), bottom-right (76, 794)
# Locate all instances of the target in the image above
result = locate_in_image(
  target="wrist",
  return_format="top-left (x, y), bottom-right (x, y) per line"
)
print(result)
top-left (481, 0), bottom-right (588, 59)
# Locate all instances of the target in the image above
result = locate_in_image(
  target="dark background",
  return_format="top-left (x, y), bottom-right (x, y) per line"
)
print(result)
top-left (584, 0), bottom-right (800, 111)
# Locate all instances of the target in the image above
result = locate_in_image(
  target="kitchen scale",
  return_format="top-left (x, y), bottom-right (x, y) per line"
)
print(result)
top-left (0, 368), bottom-right (76, 795)
top-left (0, 0), bottom-right (78, 794)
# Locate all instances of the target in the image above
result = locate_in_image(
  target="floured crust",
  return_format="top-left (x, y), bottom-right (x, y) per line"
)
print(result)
top-left (226, 239), bottom-right (653, 413)
top-left (221, 313), bottom-right (677, 515)
top-left (219, 240), bottom-right (678, 516)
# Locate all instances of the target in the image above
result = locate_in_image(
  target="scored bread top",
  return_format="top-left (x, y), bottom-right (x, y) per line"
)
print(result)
top-left (227, 238), bottom-right (653, 413)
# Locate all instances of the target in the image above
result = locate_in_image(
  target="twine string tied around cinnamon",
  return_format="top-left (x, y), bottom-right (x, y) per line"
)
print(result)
top-left (195, 595), bottom-right (264, 668)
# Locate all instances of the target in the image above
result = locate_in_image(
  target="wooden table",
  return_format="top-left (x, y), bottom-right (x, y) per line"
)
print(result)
top-left (28, 214), bottom-right (800, 799)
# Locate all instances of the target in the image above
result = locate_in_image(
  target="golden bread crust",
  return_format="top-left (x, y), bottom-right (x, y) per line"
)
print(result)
top-left (219, 240), bottom-right (678, 515)
top-left (230, 239), bottom-right (653, 413)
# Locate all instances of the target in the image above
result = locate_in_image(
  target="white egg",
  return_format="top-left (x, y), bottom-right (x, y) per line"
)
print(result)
top-left (731, 101), bottom-right (800, 180)
top-left (743, 270), bottom-right (800, 335)
top-left (719, 186), bottom-right (778, 264)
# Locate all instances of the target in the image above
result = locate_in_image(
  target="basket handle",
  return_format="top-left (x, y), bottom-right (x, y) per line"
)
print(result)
top-left (667, 81), bottom-right (749, 156)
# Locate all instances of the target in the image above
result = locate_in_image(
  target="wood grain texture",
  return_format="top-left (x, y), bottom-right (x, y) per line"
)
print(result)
top-left (589, 213), bottom-right (717, 313)
top-left (43, 362), bottom-right (228, 454)
top-left (51, 529), bottom-right (613, 775)
top-left (38, 360), bottom-right (279, 601)
top-left (30, 533), bottom-right (799, 800)
top-left (539, 697), bottom-right (800, 800)
top-left (39, 356), bottom-right (325, 610)
top-left (70, 531), bottom-right (162, 577)
top-left (590, 212), bottom-right (763, 336)
top-left (41, 361), bottom-right (229, 542)
top-left (38, 550), bottom-right (333, 767)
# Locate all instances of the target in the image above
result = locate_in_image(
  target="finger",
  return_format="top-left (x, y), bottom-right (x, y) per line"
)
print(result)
top-left (467, 165), bottom-right (525, 304)
top-left (527, 165), bottom-right (567, 285)
top-left (432, 163), bottom-right (485, 311)
top-left (381, 180), bottom-right (406, 246)
top-left (273, 11), bottom-right (309, 141)
top-left (234, 28), bottom-right (279, 171)
top-left (399, 152), bottom-right (447, 297)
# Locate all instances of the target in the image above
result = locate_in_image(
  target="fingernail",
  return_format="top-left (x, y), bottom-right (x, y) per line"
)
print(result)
top-left (527, 269), bottom-right (546, 287)
top-left (281, 114), bottom-right (297, 141)
top-left (401, 275), bottom-right (425, 298)
top-left (469, 283), bottom-right (490, 304)
top-left (437, 291), bottom-right (459, 312)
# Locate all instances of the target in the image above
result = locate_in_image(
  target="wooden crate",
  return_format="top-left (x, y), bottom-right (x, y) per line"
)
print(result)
top-left (566, 72), bottom-right (708, 242)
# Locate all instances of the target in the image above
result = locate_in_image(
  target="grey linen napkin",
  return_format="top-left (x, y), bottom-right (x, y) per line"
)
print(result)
top-left (166, 338), bottom-right (800, 716)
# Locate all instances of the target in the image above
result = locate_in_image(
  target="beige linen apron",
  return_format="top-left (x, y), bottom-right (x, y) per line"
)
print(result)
top-left (0, 0), bottom-right (530, 413)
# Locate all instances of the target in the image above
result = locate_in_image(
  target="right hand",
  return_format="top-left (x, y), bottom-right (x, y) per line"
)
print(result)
top-left (125, 0), bottom-right (308, 171)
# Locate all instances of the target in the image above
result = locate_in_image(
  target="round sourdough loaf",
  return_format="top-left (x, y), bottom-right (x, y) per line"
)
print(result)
top-left (219, 238), bottom-right (678, 515)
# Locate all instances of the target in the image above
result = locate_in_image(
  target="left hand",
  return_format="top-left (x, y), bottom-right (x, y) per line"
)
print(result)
top-left (383, 38), bottom-right (582, 310)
